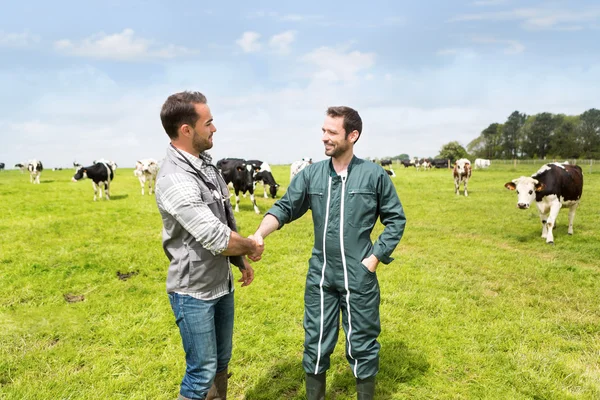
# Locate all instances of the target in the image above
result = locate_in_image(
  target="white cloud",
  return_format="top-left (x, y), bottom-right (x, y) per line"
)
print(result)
top-left (471, 36), bottom-right (525, 54)
top-left (236, 31), bottom-right (262, 53)
top-left (0, 31), bottom-right (40, 48)
top-left (450, 7), bottom-right (600, 30)
top-left (302, 47), bottom-right (376, 83)
top-left (269, 31), bottom-right (296, 55)
top-left (54, 29), bottom-right (195, 61)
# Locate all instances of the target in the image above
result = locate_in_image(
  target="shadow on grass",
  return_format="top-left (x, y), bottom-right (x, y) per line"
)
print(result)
top-left (327, 340), bottom-right (430, 399)
top-left (109, 194), bottom-right (129, 201)
top-left (244, 359), bottom-right (305, 400)
top-left (40, 180), bottom-right (55, 184)
top-left (244, 341), bottom-right (429, 399)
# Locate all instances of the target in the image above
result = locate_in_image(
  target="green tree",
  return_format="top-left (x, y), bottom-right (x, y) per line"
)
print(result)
top-left (502, 111), bottom-right (527, 158)
top-left (577, 108), bottom-right (600, 158)
top-left (549, 117), bottom-right (581, 159)
top-left (522, 113), bottom-right (558, 159)
top-left (437, 141), bottom-right (469, 163)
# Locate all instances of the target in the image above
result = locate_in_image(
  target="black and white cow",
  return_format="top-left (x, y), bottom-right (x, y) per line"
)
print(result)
top-left (246, 159), bottom-right (280, 198)
top-left (14, 163), bottom-right (26, 173)
top-left (217, 158), bottom-right (260, 214)
top-left (134, 158), bottom-right (158, 195)
top-left (505, 163), bottom-right (583, 244)
top-left (290, 158), bottom-right (312, 181)
top-left (72, 162), bottom-right (114, 201)
top-left (400, 159), bottom-right (415, 168)
top-left (0, 163), bottom-right (4, 171)
top-left (93, 158), bottom-right (117, 172)
top-left (27, 160), bottom-right (43, 184)
top-left (453, 158), bottom-right (472, 196)
top-left (380, 159), bottom-right (393, 167)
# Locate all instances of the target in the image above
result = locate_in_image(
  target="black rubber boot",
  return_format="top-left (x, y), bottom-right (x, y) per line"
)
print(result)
top-left (305, 372), bottom-right (326, 400)
top-left (356, 376), bottom-right (375, 400)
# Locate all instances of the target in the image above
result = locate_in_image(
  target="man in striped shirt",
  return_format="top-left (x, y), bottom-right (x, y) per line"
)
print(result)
top-left (156, 91), bottom-right (263, 400)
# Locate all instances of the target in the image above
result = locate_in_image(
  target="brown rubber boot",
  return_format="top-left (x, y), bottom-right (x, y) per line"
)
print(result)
top-left (206, 369), bottom-right (231, 400)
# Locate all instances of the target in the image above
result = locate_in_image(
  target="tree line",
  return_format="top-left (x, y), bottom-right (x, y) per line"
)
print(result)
top-left (466, 108), bottom-right (600, 160)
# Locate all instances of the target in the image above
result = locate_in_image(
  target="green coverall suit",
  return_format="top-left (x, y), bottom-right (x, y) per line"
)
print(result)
top-left (267, 156), bottom-right (406, 379)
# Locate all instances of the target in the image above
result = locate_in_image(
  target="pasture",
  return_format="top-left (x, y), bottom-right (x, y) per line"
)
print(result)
top-left (1, 162), bottom-right (599, 399)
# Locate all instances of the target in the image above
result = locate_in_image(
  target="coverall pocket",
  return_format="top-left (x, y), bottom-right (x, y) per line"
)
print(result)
top-left (348, 189), bottom-right (377, 227)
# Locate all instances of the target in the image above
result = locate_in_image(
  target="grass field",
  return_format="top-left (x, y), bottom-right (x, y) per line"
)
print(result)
top-left (1, 161), bottom-right (599, 399)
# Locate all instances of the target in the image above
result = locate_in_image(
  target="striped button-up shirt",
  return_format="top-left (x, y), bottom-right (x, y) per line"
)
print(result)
top-left (156, 146), bottom-right (233, 300)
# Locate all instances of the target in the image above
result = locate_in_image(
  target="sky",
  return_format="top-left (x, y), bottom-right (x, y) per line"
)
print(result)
top-left (1, 0), bottom-right (599, 168)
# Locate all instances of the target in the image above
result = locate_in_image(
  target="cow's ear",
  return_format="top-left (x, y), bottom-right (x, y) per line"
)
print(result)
top-left (505, 182), bottom-right (516, 191)
top-left (535, 182), bottom-right (546, 192)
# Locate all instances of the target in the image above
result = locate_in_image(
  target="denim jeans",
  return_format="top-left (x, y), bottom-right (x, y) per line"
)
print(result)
top-left (169, 292), bottom-right (234, 400)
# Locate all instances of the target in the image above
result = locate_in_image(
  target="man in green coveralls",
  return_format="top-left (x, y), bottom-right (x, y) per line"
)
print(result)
top-left (253, 106), bottom-right (406, 399)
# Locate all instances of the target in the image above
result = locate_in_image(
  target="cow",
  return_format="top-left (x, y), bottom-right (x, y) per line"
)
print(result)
top-left (453, 158), bottom-right (472, 196)
top-left (93, 158), bottom-right (117, 172)
top-left (134, 159), bottom-right (159, 195)
top-left (290, 158), bottom-right (312, 181)
top-left (418, 159), bottom-right (432, 171)
top-left (384, 168), bottom-right (396, 177)
top-left (217, 158), bottom-right (260, 214)
top-left (27, 160), bottom-right (43, 184)
top-left (380, 159), bottom-right (393, 167)
top-left (475, 158), bottom-right (491, 169)
top-left (504, 163), bottom-right (583, 244)
top-left (14, 163), bottom-right (26, 173)
top-left (72, 162), bottom-right (114, 201)
top-left (0, 163), bottom-right (4, 171)
top-left (432, 159), bottom-right (451, 169)
top-left (400, 159), bottom-right (415, 168)
top-left (246, 159), bottom-right (280, 198)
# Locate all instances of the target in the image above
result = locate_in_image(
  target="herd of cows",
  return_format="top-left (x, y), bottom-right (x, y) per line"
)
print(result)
top-left (2, 156), bottom-right (584, 244)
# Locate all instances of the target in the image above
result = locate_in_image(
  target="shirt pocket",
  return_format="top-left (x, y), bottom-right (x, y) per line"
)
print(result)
top-left (308, 189), bottom-right (325, 229)
top-left (347, 188), bottom-right (377, 227)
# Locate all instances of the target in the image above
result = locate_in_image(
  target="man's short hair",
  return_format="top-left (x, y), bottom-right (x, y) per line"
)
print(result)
top-left (160, 91), bottom-right (207, 139)
top-left (326, 106), bottom-right (362, 143)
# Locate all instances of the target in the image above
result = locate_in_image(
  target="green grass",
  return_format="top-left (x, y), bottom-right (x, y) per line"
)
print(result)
top-left (1, 162), bottom-right (599, 399)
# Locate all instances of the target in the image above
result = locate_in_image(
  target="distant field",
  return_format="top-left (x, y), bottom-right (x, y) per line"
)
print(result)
top-left (1, 162), bottom-right (599, 399)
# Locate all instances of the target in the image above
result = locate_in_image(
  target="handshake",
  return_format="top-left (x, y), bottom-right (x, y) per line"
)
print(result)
top-left (247, 233), bottom-right (264, 262)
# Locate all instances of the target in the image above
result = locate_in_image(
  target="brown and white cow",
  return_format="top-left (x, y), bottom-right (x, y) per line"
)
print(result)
top-left (453, 158), bottom-right (471, 196)
top-left (134, 159), bottom-right (158, 195)
top-left (505, 163), bottom-right (583, 244)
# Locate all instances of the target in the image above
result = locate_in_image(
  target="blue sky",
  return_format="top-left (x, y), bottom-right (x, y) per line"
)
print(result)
top-left (1, 0), bottom-right (599, 168)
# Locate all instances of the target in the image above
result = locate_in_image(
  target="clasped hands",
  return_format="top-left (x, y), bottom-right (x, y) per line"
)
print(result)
top-left (247, 233), bottom-right (264, 262)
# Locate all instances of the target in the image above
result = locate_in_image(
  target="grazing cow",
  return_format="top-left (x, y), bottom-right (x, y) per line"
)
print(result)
top-left (419, 159), bottom-right (432, 171)
top-left (14, 163), bottom-right (26, 173)
top-left (134, 159), bottom-right (159, 195)
top-left (290, 158), bottom-right (312, 181)
top-left (400, 159), bottom-right (415, 168)
top-left (384, 168), bottom-right (396, 177)
top-left (0, 163), bottom-right (4, 171)
top-left (504, 163), bottom-right (583, 244)
top-left (380, 159), bottom-right (393, 167)
top-left (72, 162), bottom-right (114, 201)
top-left (475, 158), bottom-right (491, 169)
top-left (246, 159), bottom-right (280, 198)
top-left (453, 158), bottom-right (472, 196)
top-left (432, 159), bottom-right (451, 169)
top-left (217, 158), bottom-right (260, 214)
top-left (27, 160), bottom-right (43, 184)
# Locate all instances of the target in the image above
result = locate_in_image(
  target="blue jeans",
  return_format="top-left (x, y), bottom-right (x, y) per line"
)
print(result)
top-left (169, 292), bottom-right (234, 400)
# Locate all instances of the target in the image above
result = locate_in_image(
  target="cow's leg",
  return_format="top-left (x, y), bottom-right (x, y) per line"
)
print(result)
top-left (463, 177), bottom-right (469, 197)
top-left (263, 184), bottom-right (268, 198)
top-left (92, 181), bottom-right (98, 201)
top-left (139, 176), bottom-right (145, 195)
top-left (105, 180), bottom-right (111, 200)
top-left (454, 178), bottom-right (459, 195)
top-left (235, 189), bottom-right (240, 212)
top-left (250, 191), bottom-right (260, 214)
top-left (567, 203), bottom-right (578, 235)
top-left (149, 175), bottom-right (155, 195)
top-left (536, 202), bottom-right (550, 239)
top-left (545, 200), bottom-right (562, 244)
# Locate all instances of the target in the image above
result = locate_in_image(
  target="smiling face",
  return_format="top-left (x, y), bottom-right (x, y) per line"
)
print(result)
top-left (321, 115), bottom-right (358, 159)
top-left (189, 103), bottom-right (217, 153)
top-left (505, 176), bottom-right (545, 209)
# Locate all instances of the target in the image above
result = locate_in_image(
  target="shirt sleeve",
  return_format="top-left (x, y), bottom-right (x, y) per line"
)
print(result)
top-left (266, 166), bottom-right (311, 228)
top-left (156, 173), bottom-right (232, 255)
top-left (372, 170), bottom-right (407, 264)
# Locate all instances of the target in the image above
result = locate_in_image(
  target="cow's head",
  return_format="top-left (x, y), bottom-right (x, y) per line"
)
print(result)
top-left (136, 159), bottom-right (157, 173)
top-left (72, 167), bottom-right (87, 182)
top-left (454, 159), bottom-right (470, 175)
top-left (269, 184), bottom-right (280, 198)
top-left (504, 177), bottom-right (545, 209)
